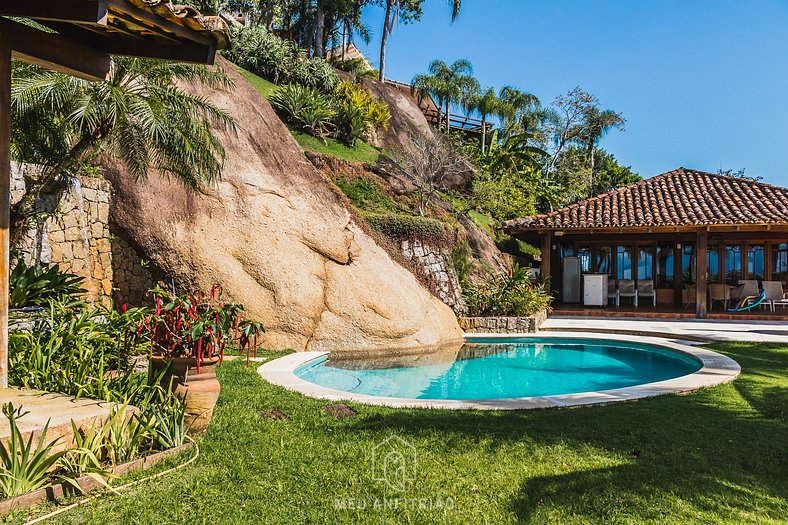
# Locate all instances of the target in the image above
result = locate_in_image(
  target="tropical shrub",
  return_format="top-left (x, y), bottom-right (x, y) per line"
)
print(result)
top-left (224, 26), bottom-right (339, 93)
top-left (464, 264), bottom-right (553, 317)
top-left (330, 58), bottom-right (378, 79)
top-left (0, 403), bottom-right (68, 498)
top-left (335, 81), bottom-right (391, 131)
top-left (269, 84), bottom-right (335, 137)
top-left (362, 212), bottom-right (456, 246)
top-left (9, 260), bottom-right (85, 309)
top-left (142, 285), bottom-right (264, 367)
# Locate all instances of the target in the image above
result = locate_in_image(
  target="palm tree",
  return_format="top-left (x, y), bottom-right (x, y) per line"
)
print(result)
top-left (378, 0), bottom-right (462, 82)
top-left (411, 58), bottom-right (478, 133)
top-left (464, 86), bottom-right (510, 153)
top-left (498, 85), bottom-right (540, 130)
top-left (10, 57), bottom-right (236, 243)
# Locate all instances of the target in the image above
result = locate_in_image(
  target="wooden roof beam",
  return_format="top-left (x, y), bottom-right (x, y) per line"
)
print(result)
top-left (0, 0), bottom-right (108, 24)
top-left (0, 17), bottom-right (110, 81)
top-left (107, 0), bottom-right (215, 47)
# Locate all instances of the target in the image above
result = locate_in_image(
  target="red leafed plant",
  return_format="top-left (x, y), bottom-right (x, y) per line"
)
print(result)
top-left (140, 284), bottom-right (265, 372)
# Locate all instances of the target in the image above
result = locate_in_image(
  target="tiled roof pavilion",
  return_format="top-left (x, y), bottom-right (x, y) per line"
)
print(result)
top-left (505, 168), bottom-right (788, 232)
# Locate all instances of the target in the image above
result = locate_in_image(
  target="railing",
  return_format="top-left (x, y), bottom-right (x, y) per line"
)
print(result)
top-left (384, 79), bottom-right (493, 136)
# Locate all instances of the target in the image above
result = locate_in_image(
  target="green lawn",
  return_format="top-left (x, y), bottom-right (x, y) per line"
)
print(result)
top-left (234, 66), bottom-right (279, 99)
top-left (290, 130), bottom-right (380, 164)
top-left (19, 342), bottom-right (788, 524)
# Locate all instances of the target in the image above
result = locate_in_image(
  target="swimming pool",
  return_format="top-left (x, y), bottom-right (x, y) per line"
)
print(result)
top-left (258, 333), bottom-right (741, 409)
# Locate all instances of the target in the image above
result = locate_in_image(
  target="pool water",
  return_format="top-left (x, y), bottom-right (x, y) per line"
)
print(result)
top-left (295, 337), bottom-right (703, 400)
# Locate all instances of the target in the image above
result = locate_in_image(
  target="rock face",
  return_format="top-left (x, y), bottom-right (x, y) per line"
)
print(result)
top-left (106, 58), bottom-right (463, 353)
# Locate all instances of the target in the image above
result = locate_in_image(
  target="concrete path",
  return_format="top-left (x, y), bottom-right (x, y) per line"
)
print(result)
top-left (0, 389), bottom-right (112, 450)
top-left (542, 316), bottom-right (788, 343)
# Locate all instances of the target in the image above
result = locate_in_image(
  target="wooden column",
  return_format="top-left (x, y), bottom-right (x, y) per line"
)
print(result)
top-left (674, 242), bottom-right (683, 305)
top-left (0, 35), bottom-right (10, 387)
top-left (541, 231), bottom-right (552, 291)
top-left (696, 230), bottom-right (708, 319)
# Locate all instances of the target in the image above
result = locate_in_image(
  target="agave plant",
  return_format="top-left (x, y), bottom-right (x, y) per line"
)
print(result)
top-left (0, 403), bottom-right (66, 498)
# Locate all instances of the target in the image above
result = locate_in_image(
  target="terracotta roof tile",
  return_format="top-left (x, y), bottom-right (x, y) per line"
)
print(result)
top-left (505, 168), bottom-right (788, 231)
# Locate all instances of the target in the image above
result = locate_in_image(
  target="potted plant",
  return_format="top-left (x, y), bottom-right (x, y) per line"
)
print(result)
top-left (140, 284), bottom-right (263, 432)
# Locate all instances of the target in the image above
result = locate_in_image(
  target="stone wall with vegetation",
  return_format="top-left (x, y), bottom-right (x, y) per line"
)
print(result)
top-left (12, 163), bottom-right (113, 304)
top-left (401, 238), bottom-right (464, 313)
top-left (459, 310), bottom-right (547, 334)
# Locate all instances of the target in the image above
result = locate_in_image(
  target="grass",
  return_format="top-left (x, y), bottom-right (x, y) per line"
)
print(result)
top-left (290, 130), bottom-right (380, 164)
top-left (439, 191), bottom-right (495, 236)
top-left (20, 342), bottom-right (788, 524)
top-left (234, 66), bottom-right (278, 100)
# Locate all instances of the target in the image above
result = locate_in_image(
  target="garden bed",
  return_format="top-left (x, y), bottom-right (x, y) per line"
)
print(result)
top-left (459, 310), bottom-right (547, 333)
top-left (0, 443), bottom-right (193, 516)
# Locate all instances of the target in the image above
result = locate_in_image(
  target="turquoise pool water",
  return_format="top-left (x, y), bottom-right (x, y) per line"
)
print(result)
top-left (295, 337), bottom-right (703, 400)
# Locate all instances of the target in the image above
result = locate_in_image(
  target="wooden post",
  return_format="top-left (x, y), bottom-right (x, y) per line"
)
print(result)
top-left (696, 230), bottom-right (708, 319)
top-left (541, 231), bottom-right (552, 292)
top-left (0, 35), bottom-right (10, 387)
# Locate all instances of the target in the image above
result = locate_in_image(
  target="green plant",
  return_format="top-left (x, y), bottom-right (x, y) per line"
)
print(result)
top-left (8, 301), bottom-right (150, 399)
top-left (269, 85), bottom-right (335, 137)
top-left (224, 27), bottom-right (339, 93)
top-left (464, 264), bottom-right (553, 317)
top-left (335, 177), bottom-right (404, 214)
top-left (335, 101), bottom-right (368, 146)
top-left (9, 259), bottom-right (85, 308)
top-left (451, 242), bottom-right (473, 286)
top-left (335, 81), bottom-right (391, 131)
top-left (139, 401), bottom-right (187, 450)
top-left (362, 212), bottom-right (456, 246)
top-left (58, 420), bottom-right (114, 487)
top-left (103, 402), bottom-right (154, 469)
top-left (0, 403), bottom-right (67, 498)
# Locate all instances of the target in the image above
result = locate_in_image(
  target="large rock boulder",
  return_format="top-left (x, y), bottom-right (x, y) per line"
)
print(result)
top-left (106, 58), bottom-right (463, 353)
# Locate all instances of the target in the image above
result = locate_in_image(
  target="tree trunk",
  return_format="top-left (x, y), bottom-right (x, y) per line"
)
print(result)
top-left (445, 100), bottom-right (451, 132)
top-left (264, 0), bottom-right (274, 30)
top-left (313, 0), bottom-right (325, 58)
top-left (481, 116), bottom-right (487, 153)
top-left (378, 0), bottom-right (393, 81)
top-left (587, 143), bottom-right (595, 195)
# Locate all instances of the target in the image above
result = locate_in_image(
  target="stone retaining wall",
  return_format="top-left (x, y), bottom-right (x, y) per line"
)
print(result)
top-left (459, 311), bottom-right (547, 333)
top-left (13, 164), bottom-right (113, 304)
top-left (401, 238), bottom-right (464, 313)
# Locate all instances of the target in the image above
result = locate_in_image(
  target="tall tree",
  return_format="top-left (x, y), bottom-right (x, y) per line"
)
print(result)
top-left (411, 58), bottom-right (478, 132)
top-left (464, 86), bottom-right (507, 153)
top-left (10, 58), bottom-right (236, 243)
top-left (377, 0), bottom-right (461, 82)
top-left (498, 85), bottom-right (540, 130)
top-left (576, 106), bottom-right (624, 187)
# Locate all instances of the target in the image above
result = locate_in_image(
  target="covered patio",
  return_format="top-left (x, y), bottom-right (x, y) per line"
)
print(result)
top-left (505, 168), bottom-right (788, 319)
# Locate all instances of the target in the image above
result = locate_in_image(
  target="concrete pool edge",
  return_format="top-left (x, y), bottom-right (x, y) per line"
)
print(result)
top-left (256, 332), bottom-right (741, 410)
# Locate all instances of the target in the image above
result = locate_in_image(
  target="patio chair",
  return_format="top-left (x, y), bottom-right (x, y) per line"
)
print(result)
top-left (735, 279), bottom-right (759, 303)
top-left (618, 279), bottom-right (637, 306)
top-left (708, 283), bottom-right (732, 311)
top-left (636, 279), bottom-right (656, 307)
top-left (607, 279), bottom-right (619, 306)
top-left (762, 281), bottom-right (788, 311)
top-left (683, 284), bottom-right (696, 309)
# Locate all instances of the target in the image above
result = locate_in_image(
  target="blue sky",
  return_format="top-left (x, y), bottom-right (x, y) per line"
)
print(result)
top-left (354, 1), bottom-right (788, 186)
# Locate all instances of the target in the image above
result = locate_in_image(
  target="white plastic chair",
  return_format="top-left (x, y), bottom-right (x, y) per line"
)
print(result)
top-left (762, 281), bottom-right (788, 311)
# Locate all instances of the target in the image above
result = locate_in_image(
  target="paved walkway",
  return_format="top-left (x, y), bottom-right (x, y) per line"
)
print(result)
top-left (542, 316), bottom-right (788, 343)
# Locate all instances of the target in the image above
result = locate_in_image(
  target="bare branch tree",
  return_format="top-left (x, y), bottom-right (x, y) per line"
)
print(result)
top-left (392, 133), bottom-right (467, 216)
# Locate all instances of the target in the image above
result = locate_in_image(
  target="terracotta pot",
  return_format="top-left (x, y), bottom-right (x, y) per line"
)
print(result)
top-left (149, 355), bottom-right (221, 434)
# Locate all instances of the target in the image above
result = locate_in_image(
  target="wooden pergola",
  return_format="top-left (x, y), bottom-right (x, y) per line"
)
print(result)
top-left (0, 0), bottom-right (228, 387)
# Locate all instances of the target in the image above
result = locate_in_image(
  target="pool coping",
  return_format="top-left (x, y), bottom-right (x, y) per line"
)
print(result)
top-left (256, 332), bottom-right (741, 410)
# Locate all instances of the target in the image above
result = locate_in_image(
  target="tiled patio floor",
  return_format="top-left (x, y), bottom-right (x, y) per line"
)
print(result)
top-left (542, 316), bottom-right (788, 343)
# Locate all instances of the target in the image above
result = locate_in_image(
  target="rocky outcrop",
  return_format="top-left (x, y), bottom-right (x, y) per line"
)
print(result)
top-left (107, 58), bottom-right (463, 353)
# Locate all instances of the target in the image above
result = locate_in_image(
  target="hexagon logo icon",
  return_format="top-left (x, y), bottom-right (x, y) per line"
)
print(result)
top-left (371, 435), bottom-right (416, 491)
